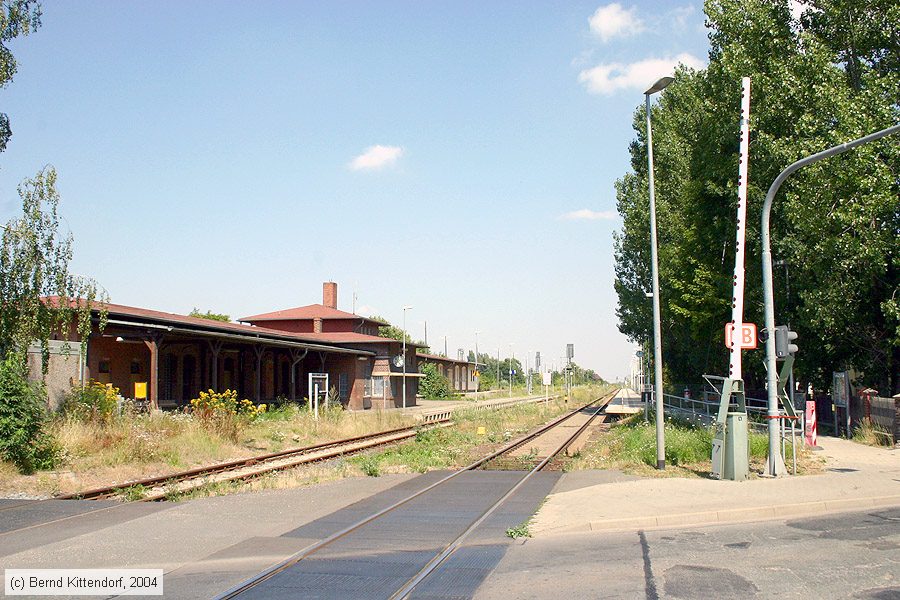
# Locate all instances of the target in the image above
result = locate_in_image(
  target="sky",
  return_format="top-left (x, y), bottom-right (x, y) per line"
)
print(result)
top-left (0, 1), bottom-right (712, 381)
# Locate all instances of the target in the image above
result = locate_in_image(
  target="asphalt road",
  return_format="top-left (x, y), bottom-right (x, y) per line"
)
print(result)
top-left (2, 474), bottom-right (898, 599)
top-left (475, 507), bottom-right (900, 599)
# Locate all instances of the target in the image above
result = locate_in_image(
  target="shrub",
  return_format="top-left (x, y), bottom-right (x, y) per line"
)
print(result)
top-left (189, 389), bottom-right (264, 441)
top-left (60, 380), bottom-right (120, 423)
top-left (419, 362), bottom-right (452, 399)
top-left (0, 355), bottom-right (59, 474)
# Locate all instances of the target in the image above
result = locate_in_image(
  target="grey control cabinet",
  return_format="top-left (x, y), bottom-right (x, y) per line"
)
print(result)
top-left (723, 412), bottom-right (749, 481)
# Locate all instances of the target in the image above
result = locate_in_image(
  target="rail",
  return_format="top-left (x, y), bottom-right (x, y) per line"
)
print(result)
top-left (214, 389), bottom-right (618, 599)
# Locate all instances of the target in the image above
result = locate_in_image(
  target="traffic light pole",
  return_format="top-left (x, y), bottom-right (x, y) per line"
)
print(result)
top-left (761, 123), bottom-right (900, 477)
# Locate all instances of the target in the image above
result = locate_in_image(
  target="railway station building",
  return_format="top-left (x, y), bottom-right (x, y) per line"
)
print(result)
top-left (34, 283), bottom-right (422, 412)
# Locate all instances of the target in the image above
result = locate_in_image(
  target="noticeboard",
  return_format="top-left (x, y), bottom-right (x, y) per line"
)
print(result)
top-left (832, 371), bottom-right (849, 407)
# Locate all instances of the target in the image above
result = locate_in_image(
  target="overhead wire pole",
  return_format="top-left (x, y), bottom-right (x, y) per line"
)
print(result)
top-left (761, 122), bottom-right (900, 477)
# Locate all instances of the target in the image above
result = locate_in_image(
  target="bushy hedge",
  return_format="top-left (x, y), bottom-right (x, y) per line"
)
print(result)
top-left (0, 356), bottom-right (58, 474)
top-left (419, 362), bottom-right (451, 399)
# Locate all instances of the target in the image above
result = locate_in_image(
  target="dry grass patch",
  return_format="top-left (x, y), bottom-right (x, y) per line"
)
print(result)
top-left (0, 404), bottom-right (417, 498)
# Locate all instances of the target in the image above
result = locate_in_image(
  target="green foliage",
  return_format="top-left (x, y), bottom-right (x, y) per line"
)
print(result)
top-left (0, 354), bottom-right (58, 473)
top-left (60, 380), bottom-right (120, 424)
top-left (356, 454), bottom-right (381, 477)
top-left (189, 389), bottom-right (264, 441)
top-left (188, 308), bottom-right (230, 322)
top-left (614, 0), bottom-right (899, 392)
top-left (0, 0), bottom-right (42, 153)
top-left (0, 167), bottom-right (108, 369)
top-left (418, 361), bottom-right (451, 399)
top-left (119, 484), bottom-right (147, 502)
top-left (370, 315), bottom-right (410, 343)
top-left (506, 521), bottom-right (532, 539)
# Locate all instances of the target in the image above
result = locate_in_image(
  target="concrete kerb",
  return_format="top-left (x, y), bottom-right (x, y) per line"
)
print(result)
top-left (539, 494), bottom-right (900, 535)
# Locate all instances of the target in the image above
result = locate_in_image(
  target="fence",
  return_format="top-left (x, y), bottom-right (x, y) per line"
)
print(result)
top-left (865, 395), bottom-right (899, 445)
top-left (660, 391), bottom-right (800, 473)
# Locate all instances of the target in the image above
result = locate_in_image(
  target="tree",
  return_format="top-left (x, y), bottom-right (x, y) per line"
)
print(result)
top-left (613, 0), bottom-right (899, 392)
top-left (418, 361), bottom-right (451, 399)
top-left (371, 315), bottom-right (411, 343)
top-left (0, 1), bottom-right (41, 153)
top-left (189, 308), bottom-right (230, 322)
top-left (0, 166), bottom-right (108, 369)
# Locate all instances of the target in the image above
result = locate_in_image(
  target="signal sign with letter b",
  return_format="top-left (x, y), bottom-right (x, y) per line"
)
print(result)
top-left (725, 323), bottom-right (757, 349)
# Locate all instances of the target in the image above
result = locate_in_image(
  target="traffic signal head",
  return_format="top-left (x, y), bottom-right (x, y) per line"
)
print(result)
top-left (774, 325), bottom-right (799, 357)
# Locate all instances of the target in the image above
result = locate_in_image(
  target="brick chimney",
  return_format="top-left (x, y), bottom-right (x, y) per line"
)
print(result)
top-left (323, 281), bottom-right (337, 309)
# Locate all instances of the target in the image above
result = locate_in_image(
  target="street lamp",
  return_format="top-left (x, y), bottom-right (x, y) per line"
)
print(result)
top-left (402, 305), bottom-right (413, 409)
top-left (474, 331), bottom-right (480, 400)
top-left (760, 122), bottom-right (900, 476)
top-left (645, 75), bottom-right (673, 470)
top-left (509, 344), bottom-right (514, 398)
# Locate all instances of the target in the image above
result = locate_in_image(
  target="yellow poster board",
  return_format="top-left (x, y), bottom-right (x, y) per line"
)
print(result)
top-left (134, 382), bottom-right (148, 399)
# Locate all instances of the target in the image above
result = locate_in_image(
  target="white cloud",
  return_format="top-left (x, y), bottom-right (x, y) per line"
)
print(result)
top-left (348, 145), bottom-right (404, 171)
top-left (671, 4), bottom-right (695, 29)
top-left (578, 53), bottom-right (705, 96)
top-left (589, 3), bottom-right (645, 43)
top-left (559, 209), bottom-right (618, 221)
top-left (788, 0), bottom-right (805, 22)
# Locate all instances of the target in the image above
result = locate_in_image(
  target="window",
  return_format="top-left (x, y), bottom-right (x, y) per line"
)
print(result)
top-left (98, 360), bottom-right (110, 374)
top-left (339, 373), bottom-right (349, 400)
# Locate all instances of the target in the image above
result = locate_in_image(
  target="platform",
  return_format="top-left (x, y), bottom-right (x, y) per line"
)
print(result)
top-left (605, 387), bottom-right (644, 415)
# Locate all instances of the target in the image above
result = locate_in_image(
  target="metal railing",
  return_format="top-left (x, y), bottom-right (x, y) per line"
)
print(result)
top-left (659, 392), bottom-right (799, 475)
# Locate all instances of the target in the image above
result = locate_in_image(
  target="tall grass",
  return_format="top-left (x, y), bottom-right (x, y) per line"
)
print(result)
top-left (853, 418), bottom-right (894, 447)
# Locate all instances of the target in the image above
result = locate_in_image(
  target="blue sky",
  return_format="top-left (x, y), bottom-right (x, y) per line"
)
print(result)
top-left (0, 1), bottom-right (710, 381)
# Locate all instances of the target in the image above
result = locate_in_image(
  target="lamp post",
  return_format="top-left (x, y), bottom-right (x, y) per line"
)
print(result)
top-left (474, 331), bottom-right (480, 400)
top-left (645, 75), bottom-right (673, 470)
top-left (402, 305), bottom-right (413, 409)
top-left (509, 344), bottom-right (514, 398)
top-left (760, 122), bottom-right (900, 476)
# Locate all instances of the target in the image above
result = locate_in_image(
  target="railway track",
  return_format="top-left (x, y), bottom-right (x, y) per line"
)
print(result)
top-left (54, 393), bottom-right (562, 502)
top-left (214, 388), bottom-right (617, 600)
top-left (56, 421), bottom-right (453, 502)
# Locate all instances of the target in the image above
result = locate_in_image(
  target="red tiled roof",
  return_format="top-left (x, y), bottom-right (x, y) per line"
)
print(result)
top-left (42, 296), bottom-right (372, 352)
top-left (239, 304), bottom-right (385, 324)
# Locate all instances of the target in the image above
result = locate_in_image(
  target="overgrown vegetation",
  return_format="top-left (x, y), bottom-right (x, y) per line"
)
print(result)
top-left (60, 381), bottom-right (121, 424)
top-left (189, 389), bottom-right (266, 441)
top-left (418, 362), bottom-right (452, 399)
top-left (0, 356), bottom-right (58, 474)
top-left (852, 418), bottom-right (894, 448)
top-left (188, 308), bottom-right (230, 322)
top-left (613, 0), bottom-right (899, 393)
top-left (566, 411), bottom-right (817, 477)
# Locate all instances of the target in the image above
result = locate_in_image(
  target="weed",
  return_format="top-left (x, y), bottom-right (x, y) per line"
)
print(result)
top-left (357, 455), bottom-right (382, 477)
top-left (119, 484), bottom-right (147, 502)
top-left (506, 521), bottom-right (532, 539)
